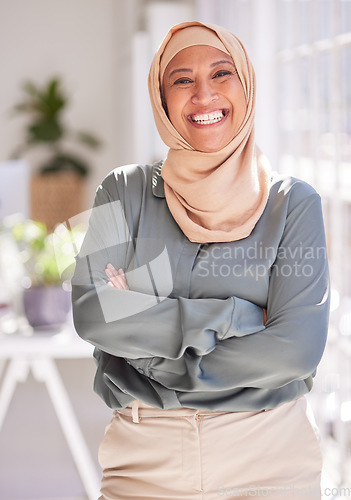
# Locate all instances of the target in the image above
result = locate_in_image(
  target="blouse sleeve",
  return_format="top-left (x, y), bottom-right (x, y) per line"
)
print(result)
top-left (144, 192), bottom-right (330, 391)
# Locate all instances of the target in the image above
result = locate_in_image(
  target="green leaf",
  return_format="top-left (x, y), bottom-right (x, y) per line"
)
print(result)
top-left (40, 152), bottom-right (89, 176)
top-left (28, 119), bottom-right (63, 143)
top-left (10, 219), bottom-right (86, 286)
top-left (75, 131), bottom-right (102, 149)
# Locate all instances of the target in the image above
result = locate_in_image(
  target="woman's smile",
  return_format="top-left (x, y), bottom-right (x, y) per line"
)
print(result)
top-left (162, 45), bottom-right (247, 152)
top-left (189, 109), bottom-right (228, 126)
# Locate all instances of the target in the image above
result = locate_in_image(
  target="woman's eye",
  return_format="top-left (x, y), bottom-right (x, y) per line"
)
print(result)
top-left (213, 70), bottom-right (232, 79)
top-left (173, 77), bottom-right (193, 85)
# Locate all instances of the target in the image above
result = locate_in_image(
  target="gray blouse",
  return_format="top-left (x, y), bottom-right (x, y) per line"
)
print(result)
top-left (72, 161), bottom-right (330, 412)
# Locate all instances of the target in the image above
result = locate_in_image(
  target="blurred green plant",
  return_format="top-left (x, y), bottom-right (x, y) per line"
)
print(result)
top-left (11, 76), bottom-right (101, 176)
top-left (11, 219), bottom-right (84, 287)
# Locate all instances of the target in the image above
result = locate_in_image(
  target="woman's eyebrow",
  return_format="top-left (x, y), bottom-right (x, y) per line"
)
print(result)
top-left (210, 59), bottom-right (235, 68)
top-left (168, 68), bottom-right (192, 78)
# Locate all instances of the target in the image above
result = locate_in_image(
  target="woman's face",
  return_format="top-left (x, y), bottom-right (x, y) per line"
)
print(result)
top-left (162, 45), bottom-right (247, 153)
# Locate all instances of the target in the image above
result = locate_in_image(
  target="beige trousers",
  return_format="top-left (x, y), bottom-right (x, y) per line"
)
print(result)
top-left (98, 397), bottom-right (322, 500)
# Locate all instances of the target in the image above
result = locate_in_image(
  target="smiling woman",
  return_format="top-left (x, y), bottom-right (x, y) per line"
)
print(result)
top-left (72, 20), bottom-right (330, 500)
top-left (148, 22), bottom-right (271, 244)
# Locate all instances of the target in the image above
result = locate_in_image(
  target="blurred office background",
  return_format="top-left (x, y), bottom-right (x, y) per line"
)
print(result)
top-left (0, 0), bottom-right (350, 499)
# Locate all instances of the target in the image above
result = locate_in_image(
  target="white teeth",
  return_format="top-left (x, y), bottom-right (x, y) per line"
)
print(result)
top-left (192, 111), bottom-right (224, 125)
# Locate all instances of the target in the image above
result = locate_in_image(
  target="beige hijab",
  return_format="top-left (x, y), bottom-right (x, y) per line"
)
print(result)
top-left (148, 21), bottom-right (271, 243)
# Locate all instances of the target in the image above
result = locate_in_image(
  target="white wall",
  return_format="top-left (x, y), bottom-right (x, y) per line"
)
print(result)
top-left (0, 0), bottom-right (130, 206)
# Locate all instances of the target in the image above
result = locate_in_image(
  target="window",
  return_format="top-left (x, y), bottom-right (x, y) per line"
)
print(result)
top-left (275, 0), bottom-right (351, 483)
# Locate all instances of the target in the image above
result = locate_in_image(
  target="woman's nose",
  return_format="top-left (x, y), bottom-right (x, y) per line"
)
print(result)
top-left (191, 80), bottom-right (218, 105)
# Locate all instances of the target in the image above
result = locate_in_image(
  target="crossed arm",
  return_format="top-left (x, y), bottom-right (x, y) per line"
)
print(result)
top-left (72, 180), bottom-right (329, 393)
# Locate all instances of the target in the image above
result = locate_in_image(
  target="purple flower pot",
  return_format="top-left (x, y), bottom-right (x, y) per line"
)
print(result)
top-left (23, 286), bottom-right (71, 328)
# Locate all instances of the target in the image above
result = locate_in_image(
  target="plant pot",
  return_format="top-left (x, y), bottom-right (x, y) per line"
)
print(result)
top-left (23, 285), bottom-right (71, 328)
top-left (31, 171), bottom-right (85, 232)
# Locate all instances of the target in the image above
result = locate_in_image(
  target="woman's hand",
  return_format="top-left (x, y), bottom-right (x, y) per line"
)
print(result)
top-left (105, 263), bottom-right (129, 290)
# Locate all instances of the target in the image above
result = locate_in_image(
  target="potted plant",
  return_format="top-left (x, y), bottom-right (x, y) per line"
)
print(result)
top-left (11, 76), bottom-right (101, 231)
top-left (11, 219), bottom-right (83, 329)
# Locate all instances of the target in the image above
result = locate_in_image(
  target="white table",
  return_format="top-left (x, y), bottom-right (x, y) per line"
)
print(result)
top-left (0, 321), bottom-right (100, 500)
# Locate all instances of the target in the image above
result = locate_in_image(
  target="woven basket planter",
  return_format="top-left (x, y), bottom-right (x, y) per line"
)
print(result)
top-left (31, 171), bottom-right (85, 232)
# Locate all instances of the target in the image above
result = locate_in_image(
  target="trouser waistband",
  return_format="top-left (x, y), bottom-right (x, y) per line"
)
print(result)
top-left (115, 399), bottom-right (260, 424)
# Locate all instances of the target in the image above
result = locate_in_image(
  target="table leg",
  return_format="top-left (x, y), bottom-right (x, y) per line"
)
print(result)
top-left (0, 358), bottom-right (29, 431)
top-left (31, 358), bottom-right (100, 500)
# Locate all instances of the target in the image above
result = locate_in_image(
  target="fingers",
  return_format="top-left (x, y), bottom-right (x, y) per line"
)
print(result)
top-left (263, 308), bottom-right (267, 325)
top-left (105, 264), bottom-right (129, 290)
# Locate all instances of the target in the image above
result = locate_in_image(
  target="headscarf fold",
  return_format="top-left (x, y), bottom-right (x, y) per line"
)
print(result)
top-left (148, 21), bottom-right (271, 243)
